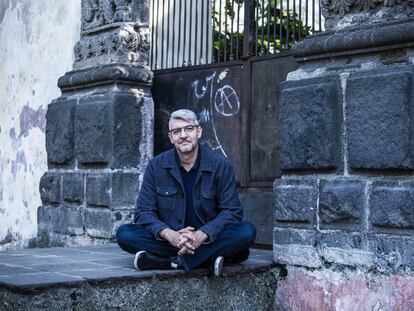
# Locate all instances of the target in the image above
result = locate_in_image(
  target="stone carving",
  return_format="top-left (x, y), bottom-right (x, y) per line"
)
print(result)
top-left (81, 0), bottom-right (138, 31)
top-left (321, 0), bottom-right (412, 17)
top-left (73, 23), bottom-right (148, 68)
top-left (138, 27), bottom-right (150, 54)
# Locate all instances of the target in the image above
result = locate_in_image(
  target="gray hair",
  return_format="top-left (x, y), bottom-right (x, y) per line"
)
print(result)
top-left (169, 109), bottom-right (199, 129)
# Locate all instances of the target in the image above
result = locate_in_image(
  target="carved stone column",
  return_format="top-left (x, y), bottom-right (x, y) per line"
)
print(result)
top-left (36, 0), bottom-right (153, 246)
top-left (274, 1), bottom-right (414, 307)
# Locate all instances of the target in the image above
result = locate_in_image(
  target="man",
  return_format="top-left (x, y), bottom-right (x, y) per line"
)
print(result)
top-left (116, 109), bottom-right (256, 276)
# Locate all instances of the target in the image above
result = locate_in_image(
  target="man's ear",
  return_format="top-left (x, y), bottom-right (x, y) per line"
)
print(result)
top-left (168, 133), bottom-right (174, 144)
top-left (197, 126), bottom-right (202, 139)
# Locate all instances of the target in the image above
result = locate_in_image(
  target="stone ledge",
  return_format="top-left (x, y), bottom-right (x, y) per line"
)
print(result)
top-left (0, 245), bottom-right (278, 311)
top-left (57, 63), bottom-right (153, 91)
top-left (291, 19), bottom-right (414, 60)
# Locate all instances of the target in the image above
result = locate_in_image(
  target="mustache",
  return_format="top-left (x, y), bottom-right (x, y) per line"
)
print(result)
top-left (178, 138), bottom-right (191, 143)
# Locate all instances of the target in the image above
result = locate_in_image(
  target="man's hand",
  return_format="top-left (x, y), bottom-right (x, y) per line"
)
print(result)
top-left (160, 228), bottom-right (190, 249)
top-left (178, 230), bottom-right (208, 255)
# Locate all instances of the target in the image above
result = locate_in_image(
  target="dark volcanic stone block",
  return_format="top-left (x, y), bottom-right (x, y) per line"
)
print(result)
top-left (112, 94), bottom-right (143, 168)
top-left (279, 76), bottom-right (341, 171)
top-left (346, 67), bottom-right (414, 170)
top-left (368, 235), bottom-right (414, 272)
top-left (74, 99), bottom-right (111, 165)
top-left (273, 227), bottom-right (321, 268)
top-left (111, 172), bottom-right (140, 207)
top-left (39, 173), bottom-right (61, 204)
top-left (38, 205), bottom-right (83, 235)
top-left (317, 232), bottom-right (363, 249)
top-left (86, 175), bottom-right (111, 207)
top-left (62, 173), bottom-right (84, 204)
top-left (319, 179), bottom-right (365, 229)
top-left (273, 227), bottom-right (316, 245)
top-left (273, 179), bottom-right (317, 224)
top-left (370, 180), bottom-right (414, 229)
top-left (46, 99), bottom-right (75, 165)
top-left (83, 208), bottom-right (113, 238)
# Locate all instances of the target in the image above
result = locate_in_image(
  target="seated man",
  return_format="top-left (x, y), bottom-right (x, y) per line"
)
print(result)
top-left (116, 109), bottom-right (256, 276)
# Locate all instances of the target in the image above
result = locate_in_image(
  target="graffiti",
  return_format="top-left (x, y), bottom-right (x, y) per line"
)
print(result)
top-left (214, 85), bottom-right (240, 117)
top-left (191, 70), bottom-right (240, 157)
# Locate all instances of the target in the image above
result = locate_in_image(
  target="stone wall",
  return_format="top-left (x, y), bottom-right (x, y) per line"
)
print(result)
top-left (35, 0), bottom-right (154, 247)
top-left (0, 0), bottom-right (81, 250)
top-left (274, 1), bottom-right (414, 308)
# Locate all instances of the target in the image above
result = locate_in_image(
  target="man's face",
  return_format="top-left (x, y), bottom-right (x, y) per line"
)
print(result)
top-left (168, 118), bottom-right (202, 154)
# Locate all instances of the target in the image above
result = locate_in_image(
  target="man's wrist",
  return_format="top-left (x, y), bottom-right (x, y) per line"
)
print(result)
top-left (159, 228), bottom-right (172, 239)
top-left (197, 230), bottom-right (208, 242)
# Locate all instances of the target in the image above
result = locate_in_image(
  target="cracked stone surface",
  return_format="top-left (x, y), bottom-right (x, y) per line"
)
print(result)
top-left (0, 245), bottom-right (279, 311)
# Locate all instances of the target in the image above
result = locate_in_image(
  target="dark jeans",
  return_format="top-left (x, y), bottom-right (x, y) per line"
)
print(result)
top-left (116, 221), bottom-right (256, 271)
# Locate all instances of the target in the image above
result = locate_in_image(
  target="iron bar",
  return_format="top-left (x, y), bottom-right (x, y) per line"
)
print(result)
top-left (236, 1), bottom-right (240, 60)
top-left (299, 0), bottom-right (302, 40)
top-left (319, 0), bottom-right (322, 31)
top-left (224, 0), bottom-right (228, 62)
top-left (260, 0), bottom-right (264, 54)
top-left (166, 0), bottom-right (170, 68)
top-left (200, 0), bottom-right (204, 64)
top-left (267, 0), bottom-right (270, 53)
top-left (230, 0), bottom-right (234, 60)
top-left (286, 0), bottom-right (290, 49)
top-left (194, 1), bottom-right (199, 65)
top-left (160, 0), bottom-right (165, 68)
top-left (305, 0), bottom-right (308, 36)
top-left (243, 0), bottom-right (255, 58)
top-left (177, 0), bottom-right (182, 67)
top-left (218, 0), bottom-right (222, 63)
top-left (188, 0), bottom-right (193, 65)
top-left (151, 0), bottom-right (156, 69)
top-left (255, 0), bottom-right (258, 55)
top-left (273, 0), bottom-right (277, 52)
top-left (293, 0), bottom-right (296, 43)
top-left (212, 0), bottom-right (216, 63)
top-left (279, 0), bottom-right (283, 50)
top-left (182, 0), bottom-right (187, 66)
top-left (172, 0), bottom-right (176, 67)
top-left (312, 0), bottom-right (315, 32)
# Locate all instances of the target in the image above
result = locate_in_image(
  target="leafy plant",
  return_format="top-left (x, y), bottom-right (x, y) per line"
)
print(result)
top-left (212, 0), bottom-right (315, 61)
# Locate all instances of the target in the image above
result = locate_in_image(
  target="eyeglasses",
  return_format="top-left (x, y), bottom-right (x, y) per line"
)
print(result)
top-left (169, 125), bottom-right (199, 136)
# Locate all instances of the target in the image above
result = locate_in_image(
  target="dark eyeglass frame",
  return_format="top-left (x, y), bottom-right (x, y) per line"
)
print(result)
top-left (168, 125), bottom-right (199, 136)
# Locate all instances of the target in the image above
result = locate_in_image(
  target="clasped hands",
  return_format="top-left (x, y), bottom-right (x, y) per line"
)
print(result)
top-left (160, 227), bottom-right (207, 256)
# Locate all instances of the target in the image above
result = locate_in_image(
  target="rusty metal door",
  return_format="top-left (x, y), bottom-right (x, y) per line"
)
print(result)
top-left (152, 53), bottom-right (297, 246)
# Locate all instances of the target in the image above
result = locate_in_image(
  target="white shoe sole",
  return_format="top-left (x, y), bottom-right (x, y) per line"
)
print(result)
top-left (134, 251), bottom-right (146, 270)
top-left (214, 256), bottom-right (224, 276)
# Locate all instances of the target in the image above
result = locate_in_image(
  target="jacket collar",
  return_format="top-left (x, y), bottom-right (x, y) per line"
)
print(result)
top-left (161, 145), bottom-right (214, 172)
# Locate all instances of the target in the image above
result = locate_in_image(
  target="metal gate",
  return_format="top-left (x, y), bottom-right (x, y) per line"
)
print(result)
top-left (151, 0), bottom-right (323, 246)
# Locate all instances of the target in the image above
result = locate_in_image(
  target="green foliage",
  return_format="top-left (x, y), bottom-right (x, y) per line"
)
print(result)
top-left (212, 0), bottom-right (313, 61)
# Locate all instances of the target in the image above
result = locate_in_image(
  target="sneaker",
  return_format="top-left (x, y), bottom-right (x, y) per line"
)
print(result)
top-left (213, 256), bottom-right (224, 276)
top-left (134, 251), bottom-right (172, 271)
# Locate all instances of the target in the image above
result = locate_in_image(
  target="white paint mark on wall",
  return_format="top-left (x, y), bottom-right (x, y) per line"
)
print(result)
top-left (0, 0), bottom-right (81, 250)
top-left (190, 70), bottom-right (240, 158)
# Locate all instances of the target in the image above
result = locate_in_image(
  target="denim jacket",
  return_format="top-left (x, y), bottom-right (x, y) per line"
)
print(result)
top-left (134, 145), bottom-right (243, 242)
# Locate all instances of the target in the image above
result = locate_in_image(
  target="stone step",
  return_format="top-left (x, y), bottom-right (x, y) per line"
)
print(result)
top-left (0, 245), bottom-right (279, 311)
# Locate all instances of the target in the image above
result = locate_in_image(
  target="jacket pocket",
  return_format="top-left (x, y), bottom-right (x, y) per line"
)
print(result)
top-left (156, 187), bottom-right (177, 212)
top-left (201, 190), bottom-right (217, 220)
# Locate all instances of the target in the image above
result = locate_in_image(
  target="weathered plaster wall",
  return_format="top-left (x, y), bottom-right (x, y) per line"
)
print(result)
top-left (0, 0), bottom-right (81, 249)
top-left (276, 267), bottom-right (414, 310)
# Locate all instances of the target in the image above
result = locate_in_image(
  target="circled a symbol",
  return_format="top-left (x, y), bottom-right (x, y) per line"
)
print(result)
top-left (214, 86), bottom-right (240, 117)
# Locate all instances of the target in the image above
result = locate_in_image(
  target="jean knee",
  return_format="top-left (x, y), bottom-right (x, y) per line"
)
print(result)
top-left (242, 221), bottom-right (256, 245)
top-left (116, 224), bottom-right (130, 243)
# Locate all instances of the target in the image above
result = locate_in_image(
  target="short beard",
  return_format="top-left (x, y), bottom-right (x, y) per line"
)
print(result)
top-left (178, 144), bottom-right (194, 154)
